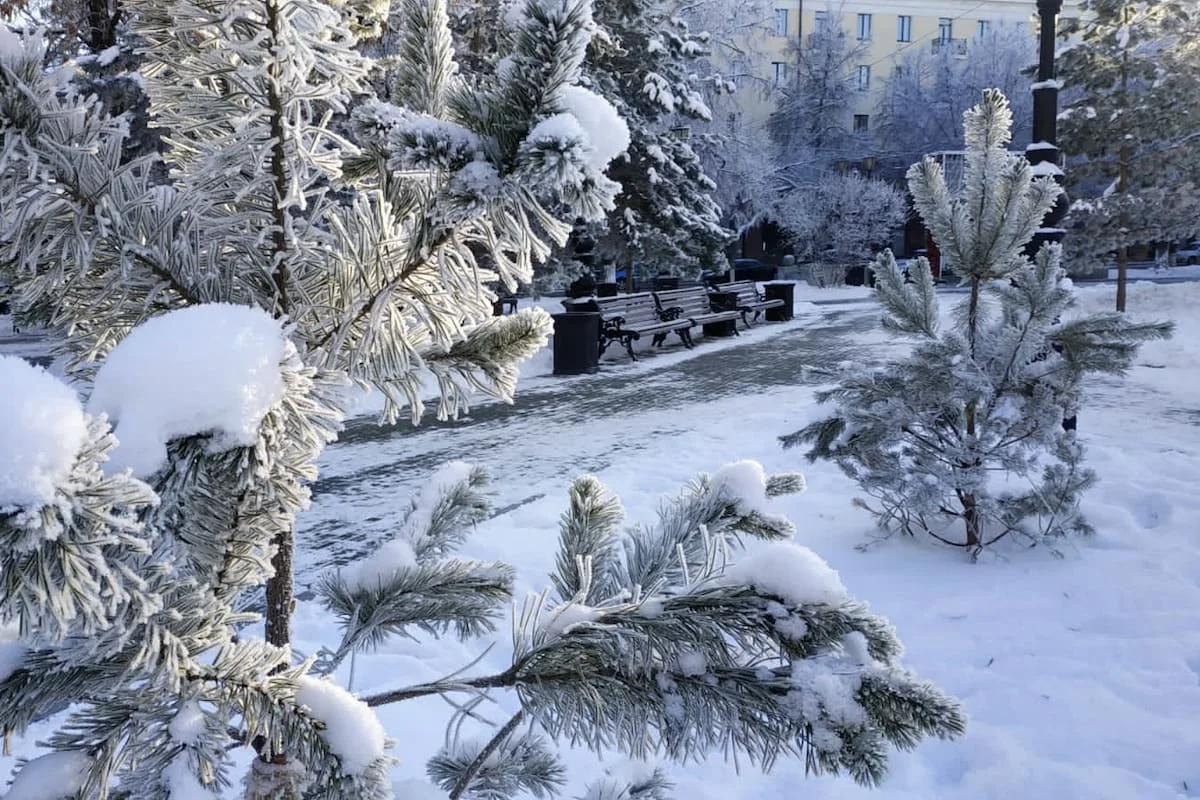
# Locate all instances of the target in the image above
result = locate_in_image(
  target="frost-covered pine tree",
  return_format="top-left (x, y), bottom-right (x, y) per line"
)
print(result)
top-left (784, 90), bottom-right (1172, 555)
top-left (0, 307), bottom-right (392, 798)
top-left (1056, 0), bottom-right (1200, 310)
top-left (0, 0), bottom-right (625, 790)
top-left (0, 0), bottom-right (618, 645)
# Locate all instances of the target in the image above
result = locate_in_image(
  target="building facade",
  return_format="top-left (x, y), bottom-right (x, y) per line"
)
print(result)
top-left (742, 0), bottom-right (1078, 133)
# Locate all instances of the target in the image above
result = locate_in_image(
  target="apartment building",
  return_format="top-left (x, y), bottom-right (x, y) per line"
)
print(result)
top-left (748, 0), bottom-right (1077, 135)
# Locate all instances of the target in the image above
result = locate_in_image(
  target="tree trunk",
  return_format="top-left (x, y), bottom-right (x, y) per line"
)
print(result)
top-left (86, 0), bottom-right (118, 52)
top-left (1115, 9), bottom-right (1131, 314)
top-left (961, 491), bottom-right (983, 552)
top-left (1115, 142), bottom-right (1130, 313)
top-left (263, 0), bottom-right (295, 657)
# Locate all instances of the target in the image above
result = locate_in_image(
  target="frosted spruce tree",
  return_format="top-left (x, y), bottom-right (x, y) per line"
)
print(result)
top-left (581, 0), bottom-right (731, 282)
top-left (784, 90), bottom-right (1172, 555)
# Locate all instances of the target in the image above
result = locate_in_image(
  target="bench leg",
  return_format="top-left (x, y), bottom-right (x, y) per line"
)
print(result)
top-left (623, 334), bottom-right (639, 361)
top-left (678, 327), bottom-right (694, 348)
top-left (651, 332), bottom-right (668, 348)
top-left (740, 310), bottom-right (753, 329)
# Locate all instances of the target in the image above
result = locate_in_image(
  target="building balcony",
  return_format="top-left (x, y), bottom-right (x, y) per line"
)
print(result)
top-left (931, 37), bottom-right (968, 56)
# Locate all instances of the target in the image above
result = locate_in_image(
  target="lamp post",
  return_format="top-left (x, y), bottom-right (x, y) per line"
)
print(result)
top-left (1026, 0), bottom-right (1068, 254)
top-left (1027, 0), bottom-right (1077, 431)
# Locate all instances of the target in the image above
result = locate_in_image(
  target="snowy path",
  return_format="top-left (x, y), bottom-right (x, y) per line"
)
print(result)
top-left (296, 306), bottom-right (878, 589)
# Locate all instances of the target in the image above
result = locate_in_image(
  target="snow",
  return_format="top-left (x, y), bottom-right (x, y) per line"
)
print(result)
top-left (558, 85), bottom-right (630, 170)
top-left (1025, 140), bottom-right (1058, 152)
top-left (527, 113), bottom-right (587, 150)
top-left (339, 538), bottom-right (417, 592)
top-left (1030, 79), bottom-right (1063, 91)
top-left (162, 755), bottom-right (214, 799)
top-left (0, 624), bottom-right (27, 684)
top-left (95, 45), bottom-right (121, 67)
top-left (4, 750), bottom-right (90, 800)
top-left (676, 650), bottom-right (707, 676)
top-left (722, 542), bottom-right (849, 607)
top-left (294, 676), bottom-right (388, 776)
top-left (169, 701), bottom-right (207, 746)
top-left (710, 460), bottom-right (769, 514)
top-left (0, 356), bottom-right (88, 512)
top-left (1030, 161), bottom-right (1064, 176)
top-left (87, 304), bottom-right (287, 478)
top-left (541, 601), bottom-right (601, 638)
top-left (0, 26), bottom-right (25, 61)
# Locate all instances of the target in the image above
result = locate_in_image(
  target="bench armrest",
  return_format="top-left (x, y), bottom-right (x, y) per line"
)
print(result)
top-left (658, 306), bottom-right (685, 321)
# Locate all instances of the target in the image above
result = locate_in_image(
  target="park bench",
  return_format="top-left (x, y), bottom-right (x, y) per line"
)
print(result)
top-left (653, 286), bottom-right (742, 338)
top-left (562, 292), bottom-right (694, 361)
top-left (713, 280), bottom-right (785, 327)
top-left (491, 290), bottom-right (519, 316)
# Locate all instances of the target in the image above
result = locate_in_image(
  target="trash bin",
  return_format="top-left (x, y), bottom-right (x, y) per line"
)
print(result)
top-left (596, 282), bottom-right (619, 298)
top-left (652, 275), bottom-right (680, 291)
top-left (703, 291), bottom-right (739, 337)
top-left (763, 281), bottom-right (794, 322)
top-left (551, 312), bottom-right (601, 375)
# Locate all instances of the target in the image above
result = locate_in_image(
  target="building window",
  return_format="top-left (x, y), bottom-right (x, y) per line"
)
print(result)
top-left (856, 65), bottom-right (870, 91)
top-left (772, 61), bottom-right (787, 85)
top-left (729, 57), bottom-right (748, 89)
top-left (669, 126), bottom-right (691, 141)
top-left (774, 8), bottom-right (789, 36)
top-left (853, 114), bottom-right (869, 134)
top-left (856, 13), bottom-right (872, 40)
top-left (893, 63), bottom-right (908, 78)
top-left (897, 15), bottom-right (912, 42)
top-left (813, 10), bottom-right (829, 32)
top-left (938, 17), bottom-right (953, 41)
top-left (976, 19), bottom-right (990, 38)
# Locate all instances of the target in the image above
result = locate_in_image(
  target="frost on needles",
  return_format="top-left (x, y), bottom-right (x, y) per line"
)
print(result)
top-left (784, 90), bottom-right (1173, 555)
top-left (322, 460), bottom-right (964, 797)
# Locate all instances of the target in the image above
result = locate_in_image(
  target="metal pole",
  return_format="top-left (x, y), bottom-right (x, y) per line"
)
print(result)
top-left (1026, 0), bottom-right (1076, 431)
top-left (1026, 0), bottom-right (1067, 254)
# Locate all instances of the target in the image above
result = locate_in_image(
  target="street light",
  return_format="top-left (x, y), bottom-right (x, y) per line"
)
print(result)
top-left (1026, 0), bottom-right (1068, 254)
top-left (1026, 0), bottom-right (1077, 432)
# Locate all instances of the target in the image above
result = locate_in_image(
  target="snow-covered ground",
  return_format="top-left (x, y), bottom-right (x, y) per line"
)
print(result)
top-left (318, 280), bottom-right (1200, 799)
top-left (2, 279), bottom-right (1198, 798)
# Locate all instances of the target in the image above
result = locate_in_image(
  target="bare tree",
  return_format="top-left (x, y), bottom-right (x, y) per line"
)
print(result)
top-left (875, 23), bottom-right (1035, 178)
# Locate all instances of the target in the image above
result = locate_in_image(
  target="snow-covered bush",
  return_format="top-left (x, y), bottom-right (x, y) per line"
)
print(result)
top-left (784, 90), bottom-right (1173, 555)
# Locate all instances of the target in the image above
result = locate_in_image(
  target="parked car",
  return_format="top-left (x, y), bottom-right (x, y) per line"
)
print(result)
top-left (731, 258), bottom-right (778, 282)
top-left (1176, 241), bottom-right (1200, 265)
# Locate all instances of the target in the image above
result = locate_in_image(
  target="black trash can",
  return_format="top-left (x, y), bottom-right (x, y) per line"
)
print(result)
top-left (652, 275), bottom-right (680, 291)
top-left (552, 312), bottom-right (601, 375)
top-left (763, 281), bottom-right (795, 322)
top-left (596, 282), bottom-right (619, 298)
top-left (704, 291), bottom-right (739, 337)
